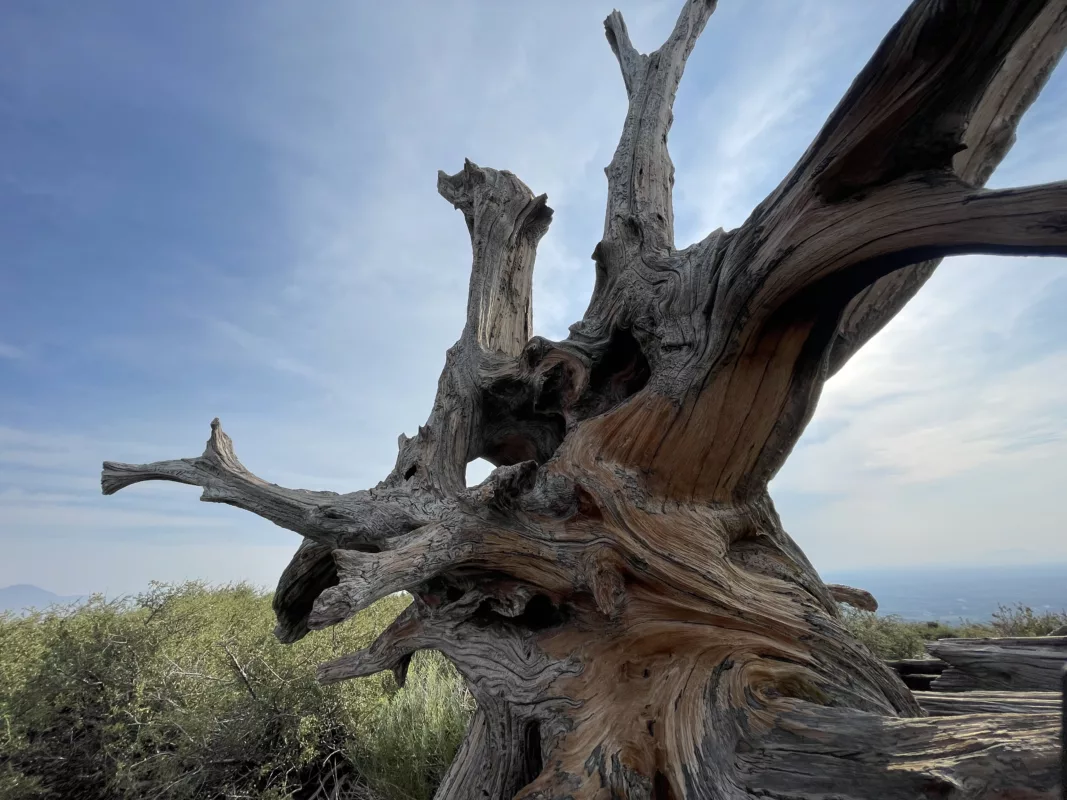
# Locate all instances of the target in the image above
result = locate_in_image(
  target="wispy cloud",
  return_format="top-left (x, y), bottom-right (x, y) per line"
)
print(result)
top-left (0, 342), bottom-right (26, 360)
top-left (2, 0), bottom-right (1065, 594)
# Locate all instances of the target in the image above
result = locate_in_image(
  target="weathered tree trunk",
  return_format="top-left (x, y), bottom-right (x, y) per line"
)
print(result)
top-left (102, 0), bottom-right (1067, 797)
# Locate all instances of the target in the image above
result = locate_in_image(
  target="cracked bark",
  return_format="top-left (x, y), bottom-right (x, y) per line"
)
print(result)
top-left (104, 0), bottom-right (1067, 797)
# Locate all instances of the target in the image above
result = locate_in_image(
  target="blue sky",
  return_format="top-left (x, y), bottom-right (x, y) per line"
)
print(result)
top-left (2, 0), bottom-right (1065, 596)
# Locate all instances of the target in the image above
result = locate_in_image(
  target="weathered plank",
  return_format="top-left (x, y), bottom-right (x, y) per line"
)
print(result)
top-left (927, 636), bottom-right (1067, 692)
top-left (916, 690), bottom-right (1061, 716)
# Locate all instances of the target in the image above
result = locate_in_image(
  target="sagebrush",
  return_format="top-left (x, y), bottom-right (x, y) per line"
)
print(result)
top-left (0, 583), bottom-right (472, 800)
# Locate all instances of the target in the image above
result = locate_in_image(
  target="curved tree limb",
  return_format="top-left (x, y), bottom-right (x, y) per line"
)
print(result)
top-left (827, 584), bottom-right (878, 612)
top-left (765, 0), bottom-right (1066, 207)
top-left (824, 0), bottom-right (1067, 375)
top-left (754, 177), bottom-right (1067, 310)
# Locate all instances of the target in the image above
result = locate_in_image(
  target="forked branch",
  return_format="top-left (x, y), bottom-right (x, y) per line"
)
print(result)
top-left (601, 0), bottom-right (717, 258)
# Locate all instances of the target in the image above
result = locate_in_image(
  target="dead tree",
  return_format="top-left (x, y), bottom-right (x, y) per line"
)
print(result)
top-left (103, 0), bottom-right (1067, 797)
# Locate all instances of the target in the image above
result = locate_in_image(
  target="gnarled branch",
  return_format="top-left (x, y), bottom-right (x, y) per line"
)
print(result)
top-left (102, 418), bottom-right (428, 550)
top-left (756, 177), bottom-right (1067, 310)
top-left (767, 0), bottom-right (1066, 206)
top-left (827, 583), bottom-right (878, 612)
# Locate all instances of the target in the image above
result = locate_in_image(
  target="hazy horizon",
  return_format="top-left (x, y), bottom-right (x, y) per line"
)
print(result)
top-left (2, 1), bottom-right (1066, 595)
top-left (8, 561), bottom-right (1067, 624)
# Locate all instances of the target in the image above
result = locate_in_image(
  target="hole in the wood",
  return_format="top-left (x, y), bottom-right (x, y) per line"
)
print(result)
top-left (445, 585), bottom-right (464, 604)
top-left (465, 457), bottom-right (494, 487)
top-left (480, 374), bottom-right (567, 469)
top-left (276, 555), bottom-right (340, 640)
top-left (470, 593), bottom-right (568, 632)
top-left (575, 327), bottom-right (651, 419)
top-left (653, 770), bottom-right (675, 800)
top-left (516, 594), bottom-right (567, 631)
top-left (403, 465), bottom-right (417, 480)
top-left (520, 720), bottom-right (544, 786)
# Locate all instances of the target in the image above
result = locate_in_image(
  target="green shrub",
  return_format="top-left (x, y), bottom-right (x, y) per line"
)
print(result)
top-left (0, 583), bottom-right (472, 800)
top-left (839, 608), bottom-right (931, 660)
top-left (990, 603), bottom-right (1067, 637)
top-left (840, 602), bottom-right (1067, 660)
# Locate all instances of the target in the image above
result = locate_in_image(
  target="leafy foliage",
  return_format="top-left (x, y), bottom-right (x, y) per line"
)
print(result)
top-left (0, 583), bottom-right (473, 800)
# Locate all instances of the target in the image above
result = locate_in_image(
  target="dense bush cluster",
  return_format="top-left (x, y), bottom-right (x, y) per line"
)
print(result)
top-left (2, 583), bottom-right (1064, 800)
top-left (0, 583), bottom-right (472, 800)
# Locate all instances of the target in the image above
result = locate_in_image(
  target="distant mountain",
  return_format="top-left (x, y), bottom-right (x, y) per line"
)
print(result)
top-left (0, 584), bottom-right (86, 615)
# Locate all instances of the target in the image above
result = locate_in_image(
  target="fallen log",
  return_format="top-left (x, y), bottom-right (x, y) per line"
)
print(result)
top-left (927, 636), bottom-right (1067, 692)
top-left (737, 701), bottom-right (1060, 799)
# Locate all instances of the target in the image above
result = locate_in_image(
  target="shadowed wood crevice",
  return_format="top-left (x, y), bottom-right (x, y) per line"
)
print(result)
top-left (102, 0), bottom-right (1066, 796)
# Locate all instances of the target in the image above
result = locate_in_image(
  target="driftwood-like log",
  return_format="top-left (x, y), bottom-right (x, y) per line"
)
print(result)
top-left (103, 0), bottom-right (1067, 796)
top-left (928, 636), bottom-right (1067, 692)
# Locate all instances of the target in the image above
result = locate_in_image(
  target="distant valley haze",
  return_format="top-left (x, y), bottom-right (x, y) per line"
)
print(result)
top-left (7, 563), bottom-right (1067, 623)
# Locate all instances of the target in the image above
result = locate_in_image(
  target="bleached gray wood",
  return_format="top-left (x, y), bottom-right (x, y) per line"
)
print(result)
top-left (827, 0), bottom-right (1067, 376)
